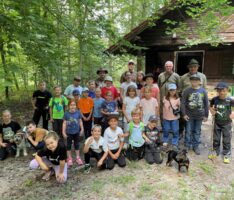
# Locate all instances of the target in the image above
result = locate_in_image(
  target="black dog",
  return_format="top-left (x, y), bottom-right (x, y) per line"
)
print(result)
top-left (166, 149), bottom-right (189, 172)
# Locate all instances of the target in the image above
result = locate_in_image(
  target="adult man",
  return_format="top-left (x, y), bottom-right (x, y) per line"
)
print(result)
top-left (32, 81), bottom-right (52, 130)
top-left (64, 76), bottom-right (83, 100)
top-left (180, 59), bottom-right (207, 93)
top-left (95, 68), bottom-right (108, 88)
top-left (120, 60), bottom-right (137, 83)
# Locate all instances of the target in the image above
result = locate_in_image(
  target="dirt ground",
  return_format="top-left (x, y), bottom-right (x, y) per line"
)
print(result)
top-left (0, 101), bottom-right (234, 200)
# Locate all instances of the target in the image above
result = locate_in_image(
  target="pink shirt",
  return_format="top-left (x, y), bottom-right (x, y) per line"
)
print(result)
top-left (163, 97), bottom-right (180, 120)
top-left (101, 86), bottom-right (119, 100)
top-left (140, 84), bottom-right (160, 99)
top-left (140, 97), bottom-right (158, 125)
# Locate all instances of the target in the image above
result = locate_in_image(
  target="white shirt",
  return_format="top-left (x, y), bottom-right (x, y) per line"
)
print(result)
top-left (85, 136), bottom-right (108, 153)
top-left (104, 126), bottom-right (124, 150)
top-left (123, 96), bottom-right (140, 122)
top-left (121, 82), bottom-right (137, 97)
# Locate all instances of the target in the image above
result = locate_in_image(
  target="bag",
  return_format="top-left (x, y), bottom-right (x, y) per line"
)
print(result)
top-left (168, 98), bottom-right (180, 116)
top-left (160, 73), bottom-right (173, 88)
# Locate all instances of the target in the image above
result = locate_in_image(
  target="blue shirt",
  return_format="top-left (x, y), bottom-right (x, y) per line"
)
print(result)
top-left (88, 90), bottom-right (96, 99)
top-left (93, 97), bottom-right (105, 118)
top-left (101, 100), bottom-right (117, 114)
top-left (127, 122), bottom-right (145, 147)
top-left (64, 110), bottom-right (81, 134)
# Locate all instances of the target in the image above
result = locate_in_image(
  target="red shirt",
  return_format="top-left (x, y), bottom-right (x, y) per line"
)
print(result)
top-left (101, 86), bottom-right (119, 100)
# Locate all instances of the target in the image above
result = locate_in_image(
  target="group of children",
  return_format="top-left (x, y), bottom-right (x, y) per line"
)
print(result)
top-left (0, 70), bottom-right (233, 184)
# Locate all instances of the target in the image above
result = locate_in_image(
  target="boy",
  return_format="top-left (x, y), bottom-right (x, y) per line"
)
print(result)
top-left (72, 89), bottom-right (80, 106)
top-left (181, 74), bottom-right (209, 155)
top-left (49, 86), bottom-right (68, 137)
top-left (210, 82), bottom-right (234, 164)
top-left (124, 109), bottom-right (146, 161)
top-left (26, 120), bottom-right (48, 150)
top-left (144, 115), bottom-right (163, 164)
top-left (32, 81), bottom-right (52, 130)
top-left (0, 110), bottom-right (21, 160)
top-left (93, 88), bottom-right (105, 126)
top-left (88, 80), bottom-right (96, 99)
top-left (78, 87), bottom-right (94, 139)
top-left (104, 114), bottom-right (126, 169)
top-left (101, 76), bottom-right (119, 100)
top-left (83, 125), bottom-right (109, 173)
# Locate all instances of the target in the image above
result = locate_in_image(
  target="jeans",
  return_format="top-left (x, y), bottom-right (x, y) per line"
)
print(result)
top-left (185, 119), bottom-right (203, 148)
top-left (163, 119), bottom-right (179, 146)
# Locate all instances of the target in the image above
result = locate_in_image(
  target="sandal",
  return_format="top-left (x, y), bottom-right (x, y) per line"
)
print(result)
top-left (76, 157), bottom-right (84, 166)
top-left (67, 157), bottom-right (73, 166)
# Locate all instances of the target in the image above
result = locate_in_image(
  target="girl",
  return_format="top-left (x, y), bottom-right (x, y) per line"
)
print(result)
top-left (83, 125), bottom-right (109, 173)
top-left (63, 100), bottom-right (84, 166)
top-left (136, 71), bottom-right (145, 91)
top-left (122, 85), bottom-right (140, 131)
top-left (88, 80), bottom-right (96, 99)
top-left (120, 71), bottom-right (137, 100)
top-left (140, 86), bottom-right (159, 125)
top-left (162, 83), bottom-right (180, 149)
top-left (78, 87), bottom-right (94, 139)
top-left (30, 131), bottom-right (67, 183)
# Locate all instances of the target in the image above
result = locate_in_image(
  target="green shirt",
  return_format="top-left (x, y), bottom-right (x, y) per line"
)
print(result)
top-left (49, 96), bottom-right (68, 119)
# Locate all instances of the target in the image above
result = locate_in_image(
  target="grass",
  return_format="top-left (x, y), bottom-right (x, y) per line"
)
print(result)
top-left (137, 182), bottom-right (154, 198)
top-left (91, 180), bottom-right (105, 194)
top-left (198, 162), bottom-right (215, 176)
top-left (109, 175), bottom-right (136, 186)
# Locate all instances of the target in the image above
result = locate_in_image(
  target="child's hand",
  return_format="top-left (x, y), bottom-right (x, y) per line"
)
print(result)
top-left (80, 129), bottom-right (84, 136)
top-left (114, 151), bottom-right (120, 159)
top-left (49, 119), bottom-right (54, 123)
top-left (97, 160), bottom-right (103, 167)
top-left (56, 172), bottom-right (65, 183)
top-left (0, 143), bottom-right (7, 147)
top-left (183, 115), bottom-right (189, 121)
top-left (118, 134), bottom-right (124, 139)
top-left (145, 138), bottom-right (151, 144)
top-left (210, 108), bottom-right (216, 116)
top-left (110, 153), bottom-right (117, 160)
top-left (88, 137), bottom-right (94, 144)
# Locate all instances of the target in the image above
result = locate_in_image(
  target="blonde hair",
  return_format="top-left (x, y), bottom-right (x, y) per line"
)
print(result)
top-left (131, 108), bottom-right (141, 116)
top-left (144, 86), bottom-right (151, 93)
top-left (2, 109), bottom-right (11, 116)
top-left (44, 131), bottom-right (59, 142)
top-left (92, 124), bottom-right (102, 132)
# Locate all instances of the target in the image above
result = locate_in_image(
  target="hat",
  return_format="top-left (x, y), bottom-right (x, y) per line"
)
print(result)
top-left (96, 68), bottom-right (108, 74)
top-left (104, 75), bottom-right (113, 82)
top-left (107, 113), bottom-right (119, 121)
top-left (168, 83), bottom-right (177, 90)
top-left (188, 59), bottom-right (200, 67)
top-left (82, 87), bottom-right (89, 93)
top-left (128, 60), bottom-right (135, 65)
top-left (215, 82), bottom-right (229, 89)
top-left (143, 73), bottom-right (154, 81)
top-left (74, 76), bottom-right (81, 81)
top-left (189, 74), bottom-right (201, 81)
top-left (149, 115), bottom-right (159, 122)
top-left (72, 89), bottom-right (80, 96)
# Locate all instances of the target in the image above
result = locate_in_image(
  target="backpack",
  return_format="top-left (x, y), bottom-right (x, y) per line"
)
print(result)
top-left (51, 95), bottom-right (66, 111)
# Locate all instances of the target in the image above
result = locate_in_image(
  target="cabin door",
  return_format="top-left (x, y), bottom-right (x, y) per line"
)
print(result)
top-left (174, 51), bottom-right (204, 76)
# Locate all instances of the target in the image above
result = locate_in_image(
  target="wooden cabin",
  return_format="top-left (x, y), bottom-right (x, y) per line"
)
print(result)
top-left (106, 1), bottom-right (234, 86)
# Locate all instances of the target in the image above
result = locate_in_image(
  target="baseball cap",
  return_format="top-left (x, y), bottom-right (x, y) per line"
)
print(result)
top-left (128, 60), bottom-right (135, 64)
top-left (82, 87), bottom-right (89, 92)
top-left (168, 83), bottom-right (177, 90)
top-left (72, 89), bottom-right (80, 96)
top-left (189, 74), bottom-right (201, 80)
top-left (74, 76), bottom-right (81, 81)
top-left (149, 115), bottom-right (159, 122)
top-left (215, 82), bottom-right (229, 89)
top-left (104, 75), bottom-right (113, 82)
top-left (188, 59), bottom-right (200, 67)
top-left (96, 68), bottom-right (108, 74)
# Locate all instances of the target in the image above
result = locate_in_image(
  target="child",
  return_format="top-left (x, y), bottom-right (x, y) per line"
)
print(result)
top-left (78, 87), bottom-right (94, 139)
top-left (122, 85), bottom-right (140, 131)
top-left (93, 88), bottom-right (105, 126)
top-left (0, 110), bottom-right (21, 160)
top-left (104, 114), bottom-right (126, 169)
top-left (144, 115), bottom-right (162, 164)
top-left (49, 86), bottom-right (68, 137)
top-left (101, 91), bottom-right (118, 133)
top-left (124, 109), bottom-right (146, 161)
top-left (162, 83), bottom-right (180, 150)
top-left (120, 71), bottom-right (137, 100)
top-left (83, 125), bottom-right (109, 173)
top-left (63, 100), bottom-right (84, 166)
top-left (72, 89), bottom-right (80, 106)
top-left (209, 82), bottom-right (234, 164)
top-left (26, 120), bottom-right (48, 150)
top-left (101, 76), bottom-right (119, 100)
top-left (88, 80), bottom-right (96, 99)
top-left (30, 131), bottom-right (67, 183)
top-left (140, 86), bottom-right (159, 125)
top-left (181, 74), bottom-right (209, 155)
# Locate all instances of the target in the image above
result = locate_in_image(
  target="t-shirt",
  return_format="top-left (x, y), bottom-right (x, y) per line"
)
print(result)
top-left (123, 96), bottom-right (140, 122)
top-left (210, 96), bottom-right (234, 125)
top-left (93, 97), bottom-right (105, 118)
top-left (120, 71), bottom-right (137, 83)
top-left (101, 86), bottom-right (119, 100)
top-left (32, 90), bottom-right (52, 109)
top-left (64, 110), bottom-right (81, 134)
top-left (101, 100), bottom-right (117, 114)
top-left (0, 121), bottom-right (21, 143)
top-left (64, 84), bottom-right (83, 99)
top-left (104, 126), bottom-right (124, 150)
top-left (32, 128), bottom-right (48, 142)
top-left (163, 97), bottom-right (180, 120)
top-left (141, 85), bottom-right (160, 99)
top-left (49, 96), bottom-right (68, 119)
top-left (120, 81), bottom-right (137, 97)
top-left (78, 97), bottom-right (94, 114)
top-left (144, 125), bottom-right (160, 143)
top-left (88, 90), bottom-right (96, 99)
top-left (140, 98), bottom-right (158, 125)
top-left (85, 136), bottom-right (108, 153)
top-left (126, 122), bottom-right (145, 147)
top-left (181, 87), bottom-right (209, 120)
top-left (37, 140), bottom-right (67, 165)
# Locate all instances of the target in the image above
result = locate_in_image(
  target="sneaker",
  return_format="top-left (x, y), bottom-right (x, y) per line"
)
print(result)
top-left (193, 147), bottom-right (201, 155)
top-left (84, 164), bottom-right (91, 174)
top-left (76, 157), bottom-right (84, 166)
top-left (67, 158), bottom-right (73, 166)
top-left (223, 156), bottom-right (231, 164)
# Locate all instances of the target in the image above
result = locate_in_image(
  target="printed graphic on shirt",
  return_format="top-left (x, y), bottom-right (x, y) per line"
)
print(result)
top-left (188, 92), bottom-right (204, 110)
top-left (3, 127), bottom-right (15, 141)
